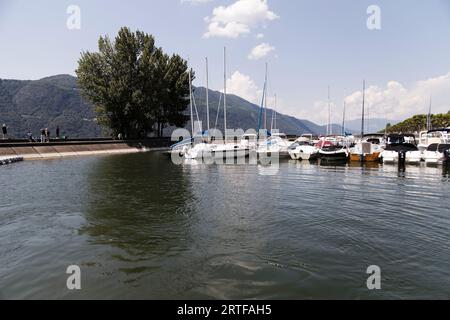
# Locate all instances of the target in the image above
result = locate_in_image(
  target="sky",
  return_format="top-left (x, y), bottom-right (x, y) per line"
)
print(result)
top-left (1, 0), bottom-right (450, 125)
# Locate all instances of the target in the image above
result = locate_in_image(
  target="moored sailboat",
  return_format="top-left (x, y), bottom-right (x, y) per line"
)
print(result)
top-left (349, 134), bottom-right (385, 162)
top-left (349, 81), bottom-right (384, 162)
top-left (185, 49), bottom-right (249, 161)
top-left (317, 87), bottom-right (349, 162)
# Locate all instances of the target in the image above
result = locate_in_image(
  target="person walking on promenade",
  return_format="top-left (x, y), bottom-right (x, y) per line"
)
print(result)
top-left (40, 128), bottom-right (45, 143)
top-left (2, 124), bottom-right (7, 140)
top-left (56, 126), bottom-right (60, 139)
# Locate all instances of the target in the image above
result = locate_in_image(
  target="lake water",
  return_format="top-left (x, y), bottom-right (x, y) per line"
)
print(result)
top-left (1, 152), bottom-right (449, 299)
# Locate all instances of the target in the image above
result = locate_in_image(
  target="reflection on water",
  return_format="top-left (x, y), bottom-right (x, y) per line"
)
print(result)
top-left (0, 153), bottom-right (449, 299)
top-left (81, 153), bottom-right (193, 257)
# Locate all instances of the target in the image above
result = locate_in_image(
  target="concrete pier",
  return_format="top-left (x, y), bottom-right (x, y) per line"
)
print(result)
top-left (0, 138), bottom-right (170, 161)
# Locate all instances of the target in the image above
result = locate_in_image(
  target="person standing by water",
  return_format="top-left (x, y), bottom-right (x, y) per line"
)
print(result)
top-left (2, 124), bottom-right (7, 140)
top-left (45, 128), bottom-right (50, 143)
top-left (40, 128), bottom-right (45, 143)
top-left (27, 130), bottom-right (33, 142)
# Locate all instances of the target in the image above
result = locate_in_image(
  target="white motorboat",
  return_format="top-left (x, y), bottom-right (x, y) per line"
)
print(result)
top-left (257, 133), bottom-right (291, 159)
top-left (418, 129), bottom-right (450, 159)
top-left (423, 143), bottom-right (450, 164)
top-left (288, 134), bottom-right (319, 160)
top-left (380, 134), bottom-right (421, 164)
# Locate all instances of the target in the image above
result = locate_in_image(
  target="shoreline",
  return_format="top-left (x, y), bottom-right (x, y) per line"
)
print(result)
top-left (0, 138), bottom-right (170, 161)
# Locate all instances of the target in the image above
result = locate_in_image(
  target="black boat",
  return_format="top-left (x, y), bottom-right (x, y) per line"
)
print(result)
top-left (319, 146), bottom-right (349, 162)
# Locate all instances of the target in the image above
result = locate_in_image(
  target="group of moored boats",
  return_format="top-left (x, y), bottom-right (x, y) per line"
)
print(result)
top-left (169, 129), bottom-right (450, 165)
top-left (168, 49), bottom-right (450, 165)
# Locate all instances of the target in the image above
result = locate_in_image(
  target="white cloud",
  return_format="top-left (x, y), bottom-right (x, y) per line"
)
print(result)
top-left (294, 100), bottom-right (338, 125)
top-left (294, 72), bottom-right (450, 125)
top-left (256, 33), bottom-right (264, 39)
top-left (225, 71), bottom-right (281, 111)
top-left (343, 73), bottom-right (450, 121)
top-left (226, 71), bottom-right (263, 104)
top-left (204, 0), bottom-right (279, 38)
top-left (181, 0), bottom-right (212, 4)
top-left (248, 42), bottom-right (275, 60)
top-left (223, 71), bottom-right (450, 127)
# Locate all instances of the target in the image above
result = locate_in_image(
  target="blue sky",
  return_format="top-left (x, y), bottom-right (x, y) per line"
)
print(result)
top-left (1, 0), bottom-right (450, 124)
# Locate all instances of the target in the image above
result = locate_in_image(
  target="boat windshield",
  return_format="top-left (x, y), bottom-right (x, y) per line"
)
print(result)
top-left (366, 138), bottom-right (381, 144)
top-left (427, 143), bottom-right (450, 152)
top-left (388, 136), bottom-right (405, 144)
top-left (272, 133), bottom-right (287, 139)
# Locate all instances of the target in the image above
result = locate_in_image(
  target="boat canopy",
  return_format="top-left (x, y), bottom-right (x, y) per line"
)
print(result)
top-left (427, 128), bottom-right (450, 133)
top-left (387, 134), bottom-right (416, 145)
top-left (363, 133), bottom-right (385, 137)
top-left (385, 143), bottom-right (418, 152)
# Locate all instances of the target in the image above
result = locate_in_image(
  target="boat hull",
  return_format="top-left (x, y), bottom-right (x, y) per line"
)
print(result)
top-left (211, 149), bottom-right (250, 160)
top-left (185, 143), bottom-right (250, 160)
top-left (289, 151), bottom-right (318, 161)
top-left (405, 151), bottom-right (422, 164)
top-left (381, 150), bottom-right (422, 164)
top-left (319, 149), bottom-right (349, 162)
top-left (424, 151), bottom-right (446, 164)
top-left (349, 152), bottom-right (381, 162)
top-left (257, 150), bottom-right (291, 160)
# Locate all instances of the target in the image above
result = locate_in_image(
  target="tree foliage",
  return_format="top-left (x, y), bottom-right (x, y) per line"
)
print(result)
top-left (76, 27), bottom-right (192, 138)
top-left (386, 113), bottom-right (450, 133)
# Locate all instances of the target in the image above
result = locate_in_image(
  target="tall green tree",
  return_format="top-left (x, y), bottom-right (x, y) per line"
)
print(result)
top-left (76, 27), bottom-right (191, 138)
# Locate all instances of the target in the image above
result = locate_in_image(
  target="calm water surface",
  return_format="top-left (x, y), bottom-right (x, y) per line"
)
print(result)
top-left (0, 152), bottom-right (449, 299)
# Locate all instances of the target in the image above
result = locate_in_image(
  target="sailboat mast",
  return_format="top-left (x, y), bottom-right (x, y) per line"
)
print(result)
top-left (342, 100), bottom-right (346, 136)
top-left (264, 63), bottom-right (268, 131)
top-left (223, 47), bottom-right (227, 142)
top-left (206, 57), bottom-right (210, 133)
top-left (274, 93), bottom-right (277, 130)
top-left (327, 86), bottom-right (331, 136)
top-left (427, 95), bottom-right (432, 130)
top-left (257, 63), bottom-right (268, 140)
top-left (189, 68), bottom-right (194, 136)
top-left (270, 93), bottom-right (275, 132)
top-left (361, 80), bottom-right (366, 138)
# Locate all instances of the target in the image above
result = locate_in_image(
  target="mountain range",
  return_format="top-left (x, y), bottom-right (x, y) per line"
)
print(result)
top-left (0, 74), bottom-right (352, 139)
top-left (0, 75), bottom-right (103, 138)
top-left (343, 118), bottom-right (398, 134)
